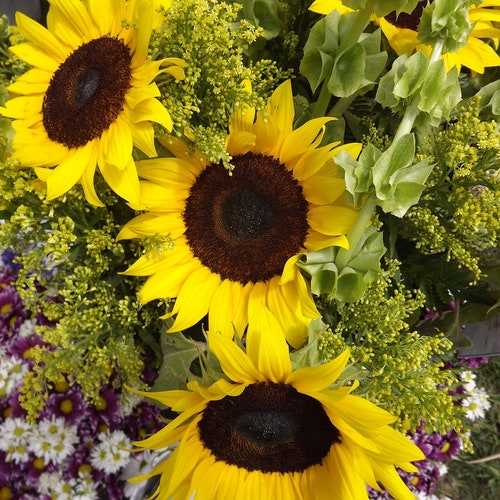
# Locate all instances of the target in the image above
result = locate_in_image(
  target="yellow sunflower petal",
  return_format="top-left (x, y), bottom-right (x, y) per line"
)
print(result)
top-left (265, 80), bottom-right (295, 148)
top-left (43, 145), bottom-right (93, 200)
top-left (246, 305), bottom-right (293, 382)
top-left (207, 330), bottom-right (266, 384)
top-left (6, 68), bottom-right (52, 96)
top-left (327, 394), bottom-right (397, 437)
top-left (167, 267), bottom-right (220, 332)
top-left (286, 348), bottom-right (350, 392)
top-left (308, 205), bottom-right (359, 236)
top-left (140, 259), bottom-right (199, 303)
top-left (1, 95), bottom-right (42, 119)
top-left (48, 0), bottom-right (100, 43)
top-left (99, 157), bottom-right (141, 205)
top-left (129, 121), bottom-right (157, 158)
top-left (302, 175), bottom-right (346, 205)
top-left (15, 12), bottom-right (69, 61)
top-left (280, 117), bottom-right (333, 163)
top-left (208, 279), bottom-right (251, 337)
top-left (9, 42), bottom-right (60, 72)
top-left (330, 443), bottom-right (369, 500)
top-left (132, 0), bottom-right (154, 64)
top-left (86, 0), bottom-right (122, 36)
top-left (371, 461), bottom-right (418, 500)
top-left (131, 87), bottom-right (174, 131)
top-left (267, 277), bottom-right (310, 349)
top-left (101, 116), bottom-right (133, 170)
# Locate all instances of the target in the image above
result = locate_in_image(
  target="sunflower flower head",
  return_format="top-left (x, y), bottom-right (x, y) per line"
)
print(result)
top-left (130, 307), bottom-right (425, 500)
top-left (377, 0), bottom-right (500, 73)
top-left (0, 0), bottom-right (186, 206)
top-left (119, 80), bottom-right (361, 348)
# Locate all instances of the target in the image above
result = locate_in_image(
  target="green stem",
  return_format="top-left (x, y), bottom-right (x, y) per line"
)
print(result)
top-left (329, 93), bottom-right (357, 117)
top-left (311, 80), bottom-right (333, 118)
top-left (335, 194), bottom-right (377, 269)
top-left (392, 39), bottom-right (446, 142)
top-left (311, 4), bottom-right (373, 118)
top-left (338, 5), bottom-right (373, 53)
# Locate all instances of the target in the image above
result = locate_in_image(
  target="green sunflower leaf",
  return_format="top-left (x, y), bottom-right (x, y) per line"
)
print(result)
top-left (152, 332), bottom-right (207, 392)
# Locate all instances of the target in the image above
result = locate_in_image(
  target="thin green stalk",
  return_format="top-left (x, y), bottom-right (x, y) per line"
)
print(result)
top-left (393, 39), bottom-right (445, 142)
top-left (335, 194), bottom-right (377, 269)
top-left (311, 4), bottom-right (373, 118)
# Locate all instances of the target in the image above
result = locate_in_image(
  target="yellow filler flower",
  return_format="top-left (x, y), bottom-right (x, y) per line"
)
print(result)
top-left (131, 308), bottom-right (425, 500)
top-left (119, 80), bottom-right (361, 348)
top-left (0, 0), bottom-right (186, 205)
top-left (376, 1), bottom-right (500, 73)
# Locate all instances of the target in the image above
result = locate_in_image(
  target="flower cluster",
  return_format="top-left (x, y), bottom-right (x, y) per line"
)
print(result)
top-left (0, 0), bottom-right (499, 499)
top-left (0, 252), bottom-right (164, 500)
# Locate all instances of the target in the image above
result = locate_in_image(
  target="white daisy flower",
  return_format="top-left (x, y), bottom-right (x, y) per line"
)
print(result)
top-left (460, 370), bottom-right (477, 393)
top-left (0, 417), bottom-right (33, 463)
top-left (90, 430), bottom-right (132, 474)
top-left (117, 391), bottom-right (142, 418)
top-left (121, 448), bottom-right (173, 499)
top-left (31, 417), bottom-right (79, 465)
top-left (18, 317), bottom-right (38, 339)
top-left (463, 386), bottom-right (491, 421)
top-left (0, 355), bottom-right (28, 398)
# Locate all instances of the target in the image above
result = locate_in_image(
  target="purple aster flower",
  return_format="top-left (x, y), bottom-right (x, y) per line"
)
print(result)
top-left (0, 285), bottom-right (29, 340)
top-left (6, 390), bottom-right (28, 419)
top-left (7, 334), bottom-right (44, 362)
top-left (40, 388), bottom-right (89, 425)
top-left (88, 387), bottom-right (121, 430)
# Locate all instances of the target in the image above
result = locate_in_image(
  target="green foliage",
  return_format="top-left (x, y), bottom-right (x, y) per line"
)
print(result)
top-left (150, 0), bottom-right (285, 167)
top-left (298, 225), bottom-right (386, 303)
top-left (336, 133), bottom-right (434, 216)
top-left (316, 260), bottom-right (466, 435)
top-left (418, 0), bottom-right (473, 52)
top-left (0, 156), bottom-right (164, 420)
top-left (342, 0), bottom-right (421, 17)
top-left (300, 10), bottom-right (387, 97)
top-left (376, 53), bottom-right (461, 128)
top-left (396, 98), bottom-right (500, 285)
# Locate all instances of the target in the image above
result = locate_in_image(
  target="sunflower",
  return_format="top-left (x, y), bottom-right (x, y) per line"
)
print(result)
top-left (376, 1), bottom-right (500, 73)
top-left (309, 0), bottom-right (352, 15)
top-left (0, 0), bottom-right (186, 205)
top-left (130, 307), bottom-right (425, 500)
top-left (119, 80), bottom-right (361, 348)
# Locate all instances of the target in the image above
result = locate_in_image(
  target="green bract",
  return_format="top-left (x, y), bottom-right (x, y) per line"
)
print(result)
top-left (418, 0), bottom-right (473, 52)
top-left (376, 52), bottom-right (461, 127)
top-left (229, 0), bottom-right (282, 39)
top-left (336, 134), bottom-right (434, 217)
top-left (298, 225), bottom-right (386, 304)
top-left (300, 10), bottom-right (387, 97)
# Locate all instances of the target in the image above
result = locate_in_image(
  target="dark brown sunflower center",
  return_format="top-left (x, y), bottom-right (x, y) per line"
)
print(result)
top-left (198, 382), bottom-right (341, 473)
top-left (42, 36), bottom-right (132, 148)
top-left (385, 1), bottom-right (428, 31)
top-left (183, 153), bottom-right (309, 284)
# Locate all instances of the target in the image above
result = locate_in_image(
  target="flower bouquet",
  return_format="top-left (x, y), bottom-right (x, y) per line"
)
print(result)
top-left (0, 0), bottom-right (499, 499)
